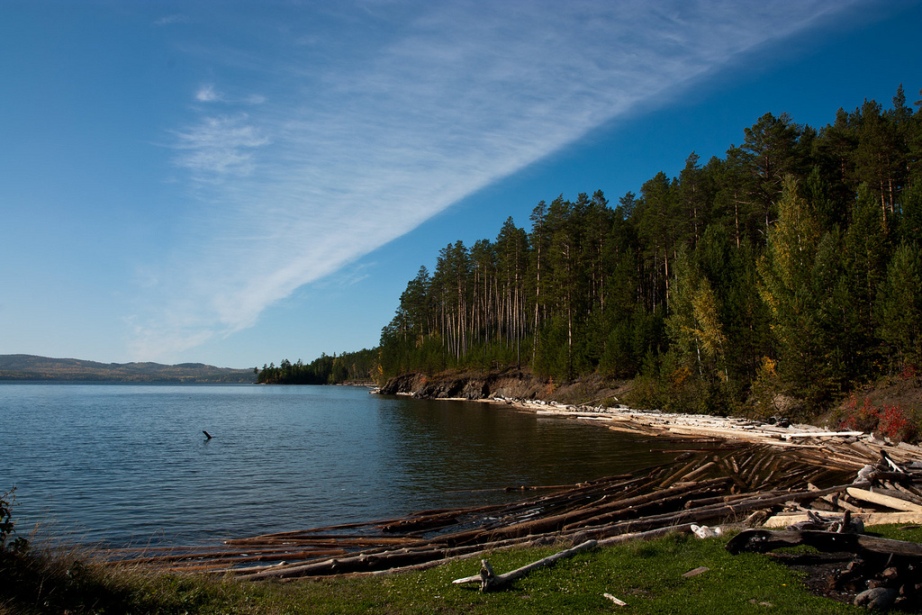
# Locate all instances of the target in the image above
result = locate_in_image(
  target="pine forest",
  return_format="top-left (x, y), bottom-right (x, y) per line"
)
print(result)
top-left (370, 86), bottom-right (922, 419)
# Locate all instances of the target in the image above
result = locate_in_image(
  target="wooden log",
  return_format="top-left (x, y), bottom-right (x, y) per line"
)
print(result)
top-left (659, 457), bottom-right (707, 488)
top-left (379, 511), bottom-right (461, 533)
top-left (603, 593), bottom-right (627, 606)
top-left (596, 523), bottom-right (693, 547)
top-left (845, 487), bottom-right (922, 512)
top-left (848, 440), bottom-right (879, 459)
top-left (679, 461), bottom-right (717, 482)
top-left (781, 431), bottom-right (864, 440)
top-left (726, 529), bottom-right (922, 560)
top-left (173, 559), bottom-right (303, 575)
top-left (227, 535), bottom-right (424, 548)
top-left (225, 519), bottom-right (404, 542)
top-left (684, 491), bottom-right (772, 511)
top-left (889, 481), bottom-right (922, 504)
top-left (728, 455), bottom-right (740, 475)
top-left (877, 484), bottom-right (922, 507)
top-left (825, 453), bottom-right (875, 470)
top-left (502, 484), bottom-right (579, 493)
top-left (238, 546), bottom-right (451, 580)
top-left (127, 548), bottom-right (348, 568)
top-left (452, 539), bottom-right (597, 592)
top-left (762, 511), bottom-right (922, 528)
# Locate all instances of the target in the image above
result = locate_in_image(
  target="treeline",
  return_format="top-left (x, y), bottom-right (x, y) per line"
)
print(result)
top-left (257, 349), bottom-right (378, 384)
top-left (379, 86), bottom-right (922, 417)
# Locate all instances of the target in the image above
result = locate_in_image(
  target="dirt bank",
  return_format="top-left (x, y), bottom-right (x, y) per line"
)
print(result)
top-left (378, 369), bottom-right (922, 452)
top-left (377, 368), bottom-right (626, 404)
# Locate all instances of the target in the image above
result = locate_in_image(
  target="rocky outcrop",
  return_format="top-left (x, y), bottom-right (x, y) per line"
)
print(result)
top-left (378, 368), bottom-right (547, 400)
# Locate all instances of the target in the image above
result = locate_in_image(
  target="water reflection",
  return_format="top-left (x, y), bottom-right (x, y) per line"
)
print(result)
top-left (375, 397), bottom-right (680, 509)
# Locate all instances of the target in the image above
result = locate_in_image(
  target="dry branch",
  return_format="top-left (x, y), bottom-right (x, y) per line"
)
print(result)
top-left (452, 539), bottom-right (597, 591)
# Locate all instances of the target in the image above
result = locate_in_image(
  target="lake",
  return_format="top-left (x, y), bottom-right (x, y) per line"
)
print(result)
top-left (0, 383), bottom-right (687, 547)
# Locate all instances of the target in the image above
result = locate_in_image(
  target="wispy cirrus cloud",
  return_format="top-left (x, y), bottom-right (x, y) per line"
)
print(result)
top-left (171, 114), bottom-right (269, 178)
top-left (153, 13), bottom-right (188, 27)
top-left (132, 0), bottom-right (862, 360)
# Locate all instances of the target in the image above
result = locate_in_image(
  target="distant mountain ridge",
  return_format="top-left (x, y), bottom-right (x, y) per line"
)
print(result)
top-left (0, 355), bottom-right (256, 383)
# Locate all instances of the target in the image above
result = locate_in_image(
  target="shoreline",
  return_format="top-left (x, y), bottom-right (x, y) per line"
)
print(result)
top-left (383, 388), bottom-right (922, 464)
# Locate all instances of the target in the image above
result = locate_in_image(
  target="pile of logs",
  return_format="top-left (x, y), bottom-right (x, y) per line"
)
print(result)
top-left (516, 398), bottom-right (885, 446)
top-left (723, 445), bottom-right (922, 610)
top-left (105, 434), bottom-right (922, 586)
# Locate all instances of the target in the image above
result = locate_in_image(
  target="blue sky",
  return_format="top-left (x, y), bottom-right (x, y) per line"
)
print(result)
top-left (2, 1), bottom-right (921, 369)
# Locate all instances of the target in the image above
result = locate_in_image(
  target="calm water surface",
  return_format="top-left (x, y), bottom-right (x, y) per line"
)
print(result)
top-left (0, 383), bottom-right (686, 547)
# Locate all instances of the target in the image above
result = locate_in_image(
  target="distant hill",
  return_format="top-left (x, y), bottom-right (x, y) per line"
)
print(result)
top-left (0, 355), bottom-right (257, 383)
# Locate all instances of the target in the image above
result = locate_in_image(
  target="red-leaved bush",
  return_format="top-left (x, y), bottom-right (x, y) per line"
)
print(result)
top-left (877, 404), bottom-right (917, 442)
top-left (839, 394), bottom-right (919, 443)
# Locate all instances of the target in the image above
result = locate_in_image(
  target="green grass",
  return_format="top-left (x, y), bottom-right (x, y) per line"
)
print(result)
top-left (4, 526), bottom-right (921, 614)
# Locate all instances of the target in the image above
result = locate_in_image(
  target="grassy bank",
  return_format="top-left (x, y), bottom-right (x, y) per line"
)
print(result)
top-left (4, 526), bottom-right (921, 614)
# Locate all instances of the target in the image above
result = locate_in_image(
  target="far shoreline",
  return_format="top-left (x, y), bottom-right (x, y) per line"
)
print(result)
top-left (375, 373), bottom-right (922, 459)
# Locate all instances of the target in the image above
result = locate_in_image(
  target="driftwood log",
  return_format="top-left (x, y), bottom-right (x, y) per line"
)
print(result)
top-left (452, 539), bottom-right (597, 591)
top-left (726, 529), bottom-right (922, 559)
top-left (846, 486), bottom-right (922, 512)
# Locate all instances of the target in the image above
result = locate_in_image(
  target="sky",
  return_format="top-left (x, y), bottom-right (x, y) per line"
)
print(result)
top-left (2, 0), bottom-right (921, 369)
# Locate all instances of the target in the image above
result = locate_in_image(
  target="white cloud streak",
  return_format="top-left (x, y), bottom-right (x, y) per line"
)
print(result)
top-left (132, 0), bottom-right (859, 360)
top-left (171, 114), bottom-right (268, 178)
top-left (154, 14), bottom-right (188, 27)
top-left (194, 83), bottom-right (221, 102)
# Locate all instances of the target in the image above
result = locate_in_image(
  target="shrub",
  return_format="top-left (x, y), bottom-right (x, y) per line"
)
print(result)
top-left (878, 404), bottom-right (919, 442)
top-left (838, 394), bottom-right (919, 443)
top-left (839, 394), bottom-right (880, 433)
top-left (0, 488), bottom-right (29, 555)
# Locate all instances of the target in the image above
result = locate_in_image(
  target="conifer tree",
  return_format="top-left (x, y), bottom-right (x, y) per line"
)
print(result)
top-left (665, 249), bottom-right (726, 380)
top-left (757, 176), bottom-right (823, 398)
top-left (877, 242), bottom-right (922, 370)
